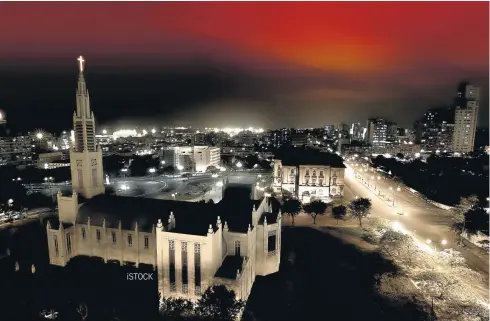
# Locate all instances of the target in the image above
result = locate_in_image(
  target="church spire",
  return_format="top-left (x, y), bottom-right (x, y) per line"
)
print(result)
top-left (69, 55), bottom-right (105, 199)
top-left (73, 55), bottom-right (96, 152)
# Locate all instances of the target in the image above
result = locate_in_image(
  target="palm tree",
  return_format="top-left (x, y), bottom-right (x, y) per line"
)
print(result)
top-left (347, 197), bottom-right (372, 227)
top-left (281, 199), bottom-right (302, 226)
top-left (331, 205), bottom-right (347, 224)
top-left (303, 200), bottom-right (328, 225)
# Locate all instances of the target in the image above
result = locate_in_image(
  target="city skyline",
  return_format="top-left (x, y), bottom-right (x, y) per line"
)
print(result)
top-left (0, 2), bottom-right (488, 133)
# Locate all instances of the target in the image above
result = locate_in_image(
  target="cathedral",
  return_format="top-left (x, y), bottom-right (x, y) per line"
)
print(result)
top-left (46, 57), bottom-right (281, 302)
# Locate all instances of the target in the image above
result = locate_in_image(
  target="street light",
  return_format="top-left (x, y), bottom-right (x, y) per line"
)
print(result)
top-left (441, 239), bottom-right (448, 246)
top-left (236, 162), bottom-right (243, 169)
top-left (148, 167), bottom-right (156, 181)
top-left (171, 193), bottom-right (176, 200)
top-left (44, 177), bottom-right (55, 202)
top-left (177, 165), bottom-right (184, 171)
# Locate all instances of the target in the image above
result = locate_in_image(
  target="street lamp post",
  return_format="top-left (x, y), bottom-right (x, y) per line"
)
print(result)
top-left (389, 186), bottom-right (401, 206)
top-left (44, 177), bottom-right (55, 203)
top-left (148, 168), bottom-right (156, 181)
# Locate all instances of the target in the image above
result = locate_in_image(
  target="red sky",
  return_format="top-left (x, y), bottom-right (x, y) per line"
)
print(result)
top-left (0, 2), bottom-right (488, 128)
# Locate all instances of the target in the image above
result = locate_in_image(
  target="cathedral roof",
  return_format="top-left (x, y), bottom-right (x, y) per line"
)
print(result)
top-left (76, 184), bottom-right (257, 235)
top-left (275, 146), bottom-right (345, 168)
top-left (215, 255), bottom-right (245, 279)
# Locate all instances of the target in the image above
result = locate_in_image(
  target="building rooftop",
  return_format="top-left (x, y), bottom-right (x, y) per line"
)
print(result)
top-left (48, 217), bottom-right (73, 230)
top-left (214, 255), bottom-right (244, 279)
top-left (275, 146), bottom-right (345, 168)
top-left (258, 212), bottom-right (278, 225)
top-left (75, 184), bottom-right (257, 235)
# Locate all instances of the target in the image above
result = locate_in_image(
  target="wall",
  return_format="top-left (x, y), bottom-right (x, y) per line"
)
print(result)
top-left (57, 192), bottom-right (79, 224)
top-left (69, 148), bottom-right (105, 199)
top-left (255, 218), bottom-right (281, 276)
top-left (156, 223), bottom-right (218, 300)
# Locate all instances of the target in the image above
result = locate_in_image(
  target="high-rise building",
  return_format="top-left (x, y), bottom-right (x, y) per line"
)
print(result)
top-left (419, 107), bottom-right (454, 153)
top-left (324, 125), bottom-right (335, 138)
top-left (291, 129), bottom-right (309, 146)
top-left (0, 135), bottom-right (33, 166)
top-left (386, 122), bottom-right (398, 144)
top-left (193, 133), bottom-right (206, 146)
top-left (69, 56), bottom-right (105, 199)
top-left (366, 118), bottom-right (388, 146)
top-left (350, 123), bottom-right (363, 141)
top-left (453, 84), bottom-right (479, 153)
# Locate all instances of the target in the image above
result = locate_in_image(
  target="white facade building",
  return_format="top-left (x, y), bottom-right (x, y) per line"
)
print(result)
top-left (272, 148), bottom-right (346, 203)
top-left (46, 57), bottom-right (280, 305)
top-left (161, 146), bottom-right (220, 172)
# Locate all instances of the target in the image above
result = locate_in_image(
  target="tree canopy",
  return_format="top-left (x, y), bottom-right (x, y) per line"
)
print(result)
top-left (281, 198), bottom-right (302, 226)
top-left (303, 199), bottom-right (328, 224)
top-left (347, 197), bottom-right (372, 227)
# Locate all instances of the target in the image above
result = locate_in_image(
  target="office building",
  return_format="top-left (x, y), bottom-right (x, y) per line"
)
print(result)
top-left (453, 84), bottom-right (479, 153)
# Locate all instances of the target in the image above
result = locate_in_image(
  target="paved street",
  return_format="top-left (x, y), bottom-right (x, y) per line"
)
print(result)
top-left (343, 162), bottom-right (489, 278)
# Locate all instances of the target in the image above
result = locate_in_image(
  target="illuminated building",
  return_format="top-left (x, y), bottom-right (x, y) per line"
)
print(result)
top-left (47, 56), bottom-right (281, 305)
top-left (273, 147), bottom-right (346, 203)
top-left (453, 84), bottom-right (479, 153)
top-left (160, 146), bottom-right (221, 172)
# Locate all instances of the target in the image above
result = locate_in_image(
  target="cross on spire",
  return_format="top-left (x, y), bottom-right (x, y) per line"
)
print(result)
top-left (77, 55), bottom-right (85, 73)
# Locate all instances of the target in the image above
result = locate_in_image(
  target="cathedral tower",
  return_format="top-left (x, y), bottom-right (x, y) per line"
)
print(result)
top-left (69, 56), bottom-right (105, 199)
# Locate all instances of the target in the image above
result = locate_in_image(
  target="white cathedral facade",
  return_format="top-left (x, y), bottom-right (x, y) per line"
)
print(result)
top-left (46, 57), bottom-right (281, 302)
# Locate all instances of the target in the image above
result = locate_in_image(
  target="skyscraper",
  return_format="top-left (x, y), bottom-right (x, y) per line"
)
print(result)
top-left (366, 118), bottom-right (388, 146)
top-left (420, 107), bottom-right (454, 153)
top-left (452, 83), bottom-right (479, 153)
top-left (69, 56), bottom-right (105, 199)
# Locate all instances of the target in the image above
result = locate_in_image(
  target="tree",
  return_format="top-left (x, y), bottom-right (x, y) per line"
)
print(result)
top-left (414, 271), bottom-right (459, 300)
top-left (281, 198), bottom-right (302, 226)
top-left (451, 195), bottom-right (480, 243)
top-left (303, 200), bottom-right (328, 224)
top-left (347, 197), bottom-right (372, 227)
top-left (206, 165), bottom-right (220, 174)
top-left (379, 230), bottom-right (419, 264)
top-left (375, 273), bottom-right (418, 300)
top-left (160, 296), bottom-right (195, 319)
top-left (207, 199), bottom-right (215, 204)
top-left (196, 285), bottom-right (245, 321)
top-left (365, 216), bottom-right (389, 233)
top-left (162, 166), bottom-right (176, 175)
top-left (198, 183), bottom-right (212, 194)
top-left (438, 249), bottom-right (465, 268)
top-left (331, 205), bottom-right (347, 224)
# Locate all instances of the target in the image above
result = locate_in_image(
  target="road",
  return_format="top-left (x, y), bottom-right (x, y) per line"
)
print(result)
top-left (343, 161), bottom-right (489, 277)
